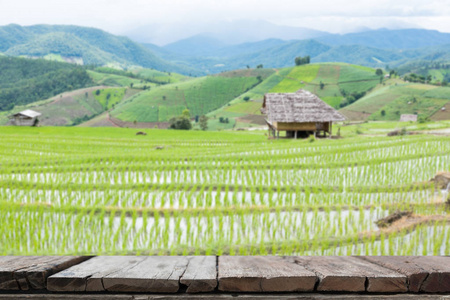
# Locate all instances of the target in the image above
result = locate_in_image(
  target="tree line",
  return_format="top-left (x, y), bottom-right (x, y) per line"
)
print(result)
top-left (0, 56), bottom-right (93, 111)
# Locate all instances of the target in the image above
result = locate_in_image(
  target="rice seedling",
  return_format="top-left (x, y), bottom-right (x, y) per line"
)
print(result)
top-left (0, 126), bottom-right (449, 255)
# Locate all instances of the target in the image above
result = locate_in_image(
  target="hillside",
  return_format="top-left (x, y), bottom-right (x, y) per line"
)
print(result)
top-left (0, 86), bottom-right (136, 126)
top-left (203, 63), bottom-right (380, 129)
top-left (0, 58), bottom-right (192, 126)
top-left (0, 24), bottom-right (200, 75)
top-left (110, 69), bottom-right (274, 124)
top-left (0, 56), bottom-right (93, 111)
top-left (3, 58), bottom-right (449, 130)
top-left (341, 79), bottom-right (450, 121)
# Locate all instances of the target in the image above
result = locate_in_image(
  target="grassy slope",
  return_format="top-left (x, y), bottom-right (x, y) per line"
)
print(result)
top-left (0, 66), bottom-right (185, 126)
top-left (342, 79), bottom-right (450, 121)
top-left (206, 63), bottom-right (380, 129)
top-left (110, 69), bottom-right (273, 123)
top-left (88, 70), bottom-right (147, 88)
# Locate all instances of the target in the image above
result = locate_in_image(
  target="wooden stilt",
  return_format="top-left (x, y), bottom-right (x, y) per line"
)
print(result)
top-left (294, 131), bottom-right (297, 139)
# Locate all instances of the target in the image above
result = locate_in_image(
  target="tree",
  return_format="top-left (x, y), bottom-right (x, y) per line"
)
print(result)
top-left (319, 81), bottom-right (325, 90)
top-left (243, 96), bottom-right (250, 102)
top-left (169, 116), bottom-right (192, 130)
top-left (375, 69), bottom-right (383, 76)
top-left (256, 64), bottom-right (263, 69)
top-left (199, 115), bottom-right (208, 130)
top-left (130, 83), bottom-right (134, 88)
top-left (169, 109), bottom-right (192, 130)
top-left (182, 108), bottom-right (190, 119)
top-left (295, 55), bottom-right (311, 66)
top-left (381, 110), bottom-right (386, 116)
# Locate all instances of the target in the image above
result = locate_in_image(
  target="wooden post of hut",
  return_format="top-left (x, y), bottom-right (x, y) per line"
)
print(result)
top-left (261, 89), bottom-right (345, 139)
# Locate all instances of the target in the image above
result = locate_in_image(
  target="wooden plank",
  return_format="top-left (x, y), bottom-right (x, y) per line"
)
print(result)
top-left (180, 256), bottom-right (217, 293)
top-left (294, 256), bottom-right (407, 293)
top-left (362, 256), bottom-right (450, 293)
top-left (0, 294), bottom-right (448, 300)
top-left (218, 256), bottom-right (316, 292)
top-left (0, 256), bottom-right (87, 291)
top-left (48, 256), bottom-right (146, 292)
top-left (102, 256), bottom-right (190, 293)
top-left (14, 256), bottom-right (90, 290)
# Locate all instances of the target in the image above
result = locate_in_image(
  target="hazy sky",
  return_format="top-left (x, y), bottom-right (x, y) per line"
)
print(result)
top-left (2, 0), bottom-right (450, 42)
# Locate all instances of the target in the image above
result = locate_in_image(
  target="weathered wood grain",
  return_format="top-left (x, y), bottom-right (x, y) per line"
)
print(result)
top-left (48, 256), bottom-right (146, 292)
top-left (361, 256), bottom-right (427, 292)
top-left (180, 256), bottom-right (217, 293)
top-left (102, 256), bottom-right (190, 293)
top-left (0, 256), bottom-right (88, 291)
top-left (0, 294), bottom-right (448, 300)
top-left (294, 256), bottom-right (408, 293)
top-left (361, 256), bottom-right (450, 293)
top-left (218, 256), bottom-right (317, 292)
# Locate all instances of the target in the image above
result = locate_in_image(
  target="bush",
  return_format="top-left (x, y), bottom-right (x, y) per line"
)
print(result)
top-left (418, 116), bottom-right (431, 123)
top-left (243, 96), bottom-right (250, 102)
top-left (169, 116), bottom-right (192, 130)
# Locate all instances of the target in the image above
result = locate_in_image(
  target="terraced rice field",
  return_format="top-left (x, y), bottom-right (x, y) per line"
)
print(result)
top-left (0, 126), bottom-right (449, 255)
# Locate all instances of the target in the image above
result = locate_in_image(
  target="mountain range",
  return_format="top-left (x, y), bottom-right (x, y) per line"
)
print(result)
top-left (2, 24), bottom-right (450, 75)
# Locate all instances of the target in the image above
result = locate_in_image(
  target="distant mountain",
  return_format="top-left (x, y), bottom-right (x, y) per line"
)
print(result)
top-left (317, 29), bottom-right (450, 49)
top-left (224, 39), bottom-right (331, 69)
top-left (163, 35), bottom-right (228, 57)
top-left (0, 24), bottom-right (201, 75)
top-left (312, 45), bottom-right (406, 66)
top-left (148, 28), bottom-right (450, 73)
top-left (124, 20), bottom-right (328, 45)
top-left (161, 37), bottom-right (289, 59)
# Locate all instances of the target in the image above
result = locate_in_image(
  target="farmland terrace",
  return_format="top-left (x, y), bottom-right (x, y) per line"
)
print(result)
top-left (1, 124), bottom-right (450, 256)
top-left (0, 255), bottom-right (449, 299)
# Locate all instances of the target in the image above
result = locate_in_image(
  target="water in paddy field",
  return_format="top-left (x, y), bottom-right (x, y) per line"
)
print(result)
top-left (318, 225), bottom-right (450, 256)
top-left (0, 188), bottom-right (438, 208)
top-left (2, 207), bottom-right (390, 254)
top-left (2, 136), bottom-right (450, 255)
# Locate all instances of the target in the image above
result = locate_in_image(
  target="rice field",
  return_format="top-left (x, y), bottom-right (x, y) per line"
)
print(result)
top-left (0, 126), bottom-right (449, 255)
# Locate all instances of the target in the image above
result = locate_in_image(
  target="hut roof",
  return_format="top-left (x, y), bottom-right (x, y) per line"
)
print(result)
top-left (12, 110), bottom-right (41, 118)
top-left (262, 89), bottom-right (345, 123)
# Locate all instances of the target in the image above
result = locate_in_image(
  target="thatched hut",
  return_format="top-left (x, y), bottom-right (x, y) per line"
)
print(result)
top-left (261, 89), bottom-right (345, 139)
top-left (9, 110), bottom-right (41, 126)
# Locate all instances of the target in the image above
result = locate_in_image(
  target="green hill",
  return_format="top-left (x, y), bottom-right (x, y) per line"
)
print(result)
top-left (340, 79), bottom-right (450, 121)
top-left (0, 58), bottom-right (191, 125)
top-left (0, 55), bottom-right (93, 111)
top-left (108, 63), bottom-right (382, 129)
top-left (205, 63), bottom-right (378, 126)
top-left (0, 24), bottom-right (201, 75)
top-left (110, 69), bottom-right (274, 123)
top-left (0, 86), bottom-right (136, 126)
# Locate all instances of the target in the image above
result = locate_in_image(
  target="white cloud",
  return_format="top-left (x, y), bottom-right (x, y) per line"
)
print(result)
top-left (1, 0), bottom-right (450, 37)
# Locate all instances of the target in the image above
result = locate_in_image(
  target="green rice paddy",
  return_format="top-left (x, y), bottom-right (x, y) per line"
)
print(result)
top-left (1, 125), bottom-right (449, 255)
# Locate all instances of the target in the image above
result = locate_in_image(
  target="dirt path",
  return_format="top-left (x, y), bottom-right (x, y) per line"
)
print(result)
top-left (107, 113), bottom-right (121, 128)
